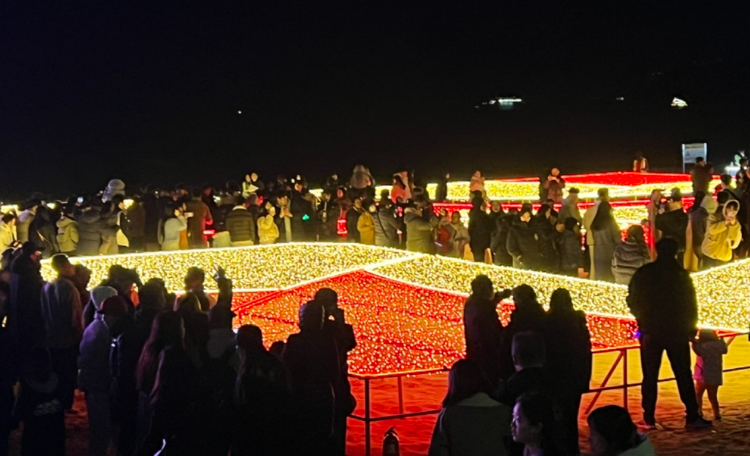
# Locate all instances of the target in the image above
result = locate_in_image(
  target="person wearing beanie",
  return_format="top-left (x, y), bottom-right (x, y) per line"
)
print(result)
top-left (78, 295), bottom-right (128, 456)
top-left (82, 285), bottom-right (118, 328)
top-left (102, 179), bottom-right (126, 202)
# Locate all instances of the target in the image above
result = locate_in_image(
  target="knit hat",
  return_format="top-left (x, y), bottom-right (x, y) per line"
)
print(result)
top-left (102, 179), bottom-right (126, 202)
top-left (91, 286), bottom-right (118, 311)
top-left (97, 296), bottom-right (128, 317)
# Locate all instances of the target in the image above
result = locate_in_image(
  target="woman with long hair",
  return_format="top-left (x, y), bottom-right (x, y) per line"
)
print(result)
top-left (545, 289), bottom-right (592, 456)
top-left (137, 310), bottom-right (200, 454)
top-left (590, 202), bottom-right (621, 281)
top-left (157, 203), bottom-right (187, 251)
top-left (429, 359), bottom-right (511, 456)
top-left (612, 225), bottom-right (650, 284)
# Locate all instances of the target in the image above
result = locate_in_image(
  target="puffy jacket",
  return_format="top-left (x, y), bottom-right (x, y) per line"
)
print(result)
top-left (468, 209), bottom-right (492, 254)
top-left (506, 220), bottom-right (541, 269)
top-left (76, 209), bottom-right (103, 256)
top-left (40, 277), bottom-right (83, 350)
top-left (257, 214), bottom-right (279, 245)
top-left (346, 208), bottom-right (362, 242)
top-left (373, 208), bottom-right (400, 247)
top-left (78, 317), bottom-right (112, 392)
top-left (404, 208), bottom-right (438, 253)
top-left (702, 210), bottom-right (742, 262)
top-left (357, 212), bottom-right (376, 245)
top-left (558, 230), bottom-right (583, 272)
top-left (16, 210), bottom-right (35, 244)
top-left (558, 196), bottom-right (582, 224)
top-left (532, 216), bottom-right (558, 272)
top-left (126, 202), bottom-right (146, 238)
top-left (159, 216), bottom-right (187, 251)
top-left (225, 206), bottom-right (255, 243)
top-left (0, 221), bottom-right (16, 251)
top-left (56, 217), bottom-right (79, 253)
top-left (612, 240), bottom-right (650, 285)
top-left (656, 209), bottom-right (688, 250)
top-left (490, 215), bottom-right (512, 266)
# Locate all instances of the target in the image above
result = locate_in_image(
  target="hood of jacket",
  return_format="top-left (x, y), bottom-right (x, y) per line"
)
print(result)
top-left (18, 210), bottom-right (35, 224)
top-left (56, 217), bottom-right (75, 229)
top-left (700, 195), bottom-right (718, 213)
top-left (403, 208), bottom-right (422, 224)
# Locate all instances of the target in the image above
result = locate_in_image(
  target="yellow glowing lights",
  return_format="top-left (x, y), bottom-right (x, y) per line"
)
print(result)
top-left (42, 244), bottom-right (748, 333)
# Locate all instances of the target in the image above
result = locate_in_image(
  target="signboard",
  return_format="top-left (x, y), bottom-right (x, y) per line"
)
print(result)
top-left (682, 143), bottom-right (707, 173)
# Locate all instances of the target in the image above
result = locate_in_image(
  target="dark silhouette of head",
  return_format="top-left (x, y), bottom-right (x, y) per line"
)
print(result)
top-left (471, 275), bottom-right (494, 299)
top-left (655, 237), bottom-right (679, 260)
top-left (549, 289), bottom-right (573, 314)
top-left (442, 359), bottom-right (492, 407)
top-left (587, 405), bottom-right (639, 456)
top-left (512, 331), bottom-right (546, 370)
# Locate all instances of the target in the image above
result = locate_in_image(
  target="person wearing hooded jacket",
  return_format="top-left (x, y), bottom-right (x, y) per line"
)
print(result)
top-left (612, 225), bottom-right (650, 285)
top-left (16, 201), bottom-right (38, 244)
top-left (404, 203), bottom-right (439, 253)
top-left (506, 209), bottom-right (542, 270)
top-left (76, 204), bottom-right (103, 256)
top-left (56, 210), bottom-right (78, 255)
top-left (0, 213), bottom-right (17, 251)
top-left (373, 199), bottom-right (400, 247)
top-left (702, 197), bottom-right (742, 267)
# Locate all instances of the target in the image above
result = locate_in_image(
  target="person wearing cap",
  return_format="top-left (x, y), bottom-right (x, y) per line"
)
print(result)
top-left (558, 188), bottom-right (582, 226)
top-left (78, 295), bottom-right (129, 456)
top-left (40, 254), bottom-right (83, 411)
top-left (282, 300), bottom-right (340, 454)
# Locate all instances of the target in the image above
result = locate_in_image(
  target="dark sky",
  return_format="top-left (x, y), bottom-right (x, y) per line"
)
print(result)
top-left (2, 1), bottom-right (749, 199)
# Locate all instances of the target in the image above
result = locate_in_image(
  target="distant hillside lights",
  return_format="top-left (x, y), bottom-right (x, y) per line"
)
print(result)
top-left (477, 96), bottom-right (523, 110)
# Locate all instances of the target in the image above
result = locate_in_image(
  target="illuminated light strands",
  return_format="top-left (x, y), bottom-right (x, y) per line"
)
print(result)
top-left (40, 243), bottom-right (414, 293)
top-left (374, 254), bottom-right (749, 332)
top-left (233, 271), bottom-right (641, 376)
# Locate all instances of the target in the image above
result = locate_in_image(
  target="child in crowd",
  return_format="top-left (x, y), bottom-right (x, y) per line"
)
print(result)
top-left (693, 329), bottom-right (729, 420)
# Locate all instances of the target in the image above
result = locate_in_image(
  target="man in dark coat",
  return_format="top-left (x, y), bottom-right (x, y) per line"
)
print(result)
top-left (468, 196), bottom-right (493, 263)
top-left (506, 209), bottom-right (542, 270)
top-left (9, 242), bottom-right (45, 371)
top-left (656, 195), bottom-right (688, 262)
top-left (282, 301), bottom-right (340, 455)
top-left (463, 275), bottom-right (509, 386)
top-left (627, 237), bottom-right (711, 429)
top-left (225, 202), bottom-right (256, 246)
top-left (317, 191), bottom-right (341, 242)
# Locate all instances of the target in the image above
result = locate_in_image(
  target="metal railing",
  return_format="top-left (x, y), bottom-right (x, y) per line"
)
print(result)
top-left (348, 333), bottom-right (749, 456)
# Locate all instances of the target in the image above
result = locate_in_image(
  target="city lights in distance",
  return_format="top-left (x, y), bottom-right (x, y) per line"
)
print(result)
top-left (671, 97), bottom-right (688, 109)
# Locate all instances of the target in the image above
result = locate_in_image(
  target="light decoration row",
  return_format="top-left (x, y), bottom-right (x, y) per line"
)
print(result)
top-left (40, 243), bottom-right (412, 292)
top-left (233, 270), bottom-right (641, 376)
top-left (371, 255), bottom-right (749, 332)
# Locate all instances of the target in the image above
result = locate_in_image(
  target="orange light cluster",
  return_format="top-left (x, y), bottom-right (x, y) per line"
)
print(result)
top-left (233, 270), bottom-right (639, 376)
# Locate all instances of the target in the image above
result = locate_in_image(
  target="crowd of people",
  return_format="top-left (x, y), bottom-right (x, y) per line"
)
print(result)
top-left (1, 245), bottom-right (358, 456)
top-left (430, 237), bottom-right (724, 456)
top-left (1, 159), bottom-right (748, 284)
top-left (0, 230), bottom-right (729, 455)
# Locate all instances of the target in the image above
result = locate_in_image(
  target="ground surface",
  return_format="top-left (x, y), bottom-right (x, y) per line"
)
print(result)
top-left (9, 338), bottom-right (750, 455)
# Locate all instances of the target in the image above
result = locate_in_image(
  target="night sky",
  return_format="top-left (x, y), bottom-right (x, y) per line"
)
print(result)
top-left (2, 2), bottom-right (749, 199)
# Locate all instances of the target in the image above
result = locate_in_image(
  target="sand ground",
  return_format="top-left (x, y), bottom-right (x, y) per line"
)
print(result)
top-left (8, 337), bottom-right (750, 455)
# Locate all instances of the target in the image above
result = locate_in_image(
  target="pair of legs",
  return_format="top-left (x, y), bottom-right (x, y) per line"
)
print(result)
top-left (695, 382), bottom-right (721, 419)
top-left (639, 335), bottom-right (700, 424)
